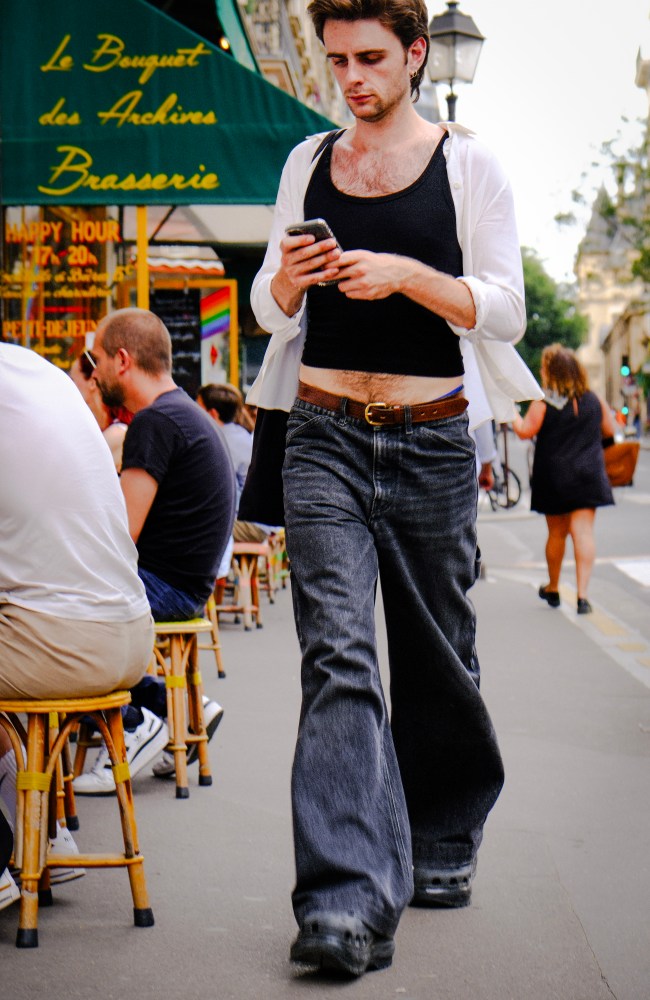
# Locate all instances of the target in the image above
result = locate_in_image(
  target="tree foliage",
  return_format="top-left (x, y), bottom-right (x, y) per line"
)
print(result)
top-left (609, 127), bottom-right (650, 284)
top-left (517, 249), bottom-right (588, 380)
top-left (556, 118), bottom-right (650, 284)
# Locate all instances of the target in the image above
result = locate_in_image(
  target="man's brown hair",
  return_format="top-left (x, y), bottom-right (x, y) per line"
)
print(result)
top-left (307, 0), bottom-right (430, 100)
top-left (197, 383), bottom-right (241, 424)
top-left (541, 344), bottom-right (589, 400)
top-left (99, 308), bottom-right (172, 375)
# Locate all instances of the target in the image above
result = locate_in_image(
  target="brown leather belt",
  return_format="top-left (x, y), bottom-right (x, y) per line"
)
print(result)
top-left (297, 381), bottom-right (468, 426)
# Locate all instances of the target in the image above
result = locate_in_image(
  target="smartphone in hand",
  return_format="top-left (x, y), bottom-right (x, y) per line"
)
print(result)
top-left (285, 218), bottom-right (342, 286)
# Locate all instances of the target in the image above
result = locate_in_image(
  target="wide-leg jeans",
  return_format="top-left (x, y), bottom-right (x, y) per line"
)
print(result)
top-left (283, 398), bottom-right (505, 939)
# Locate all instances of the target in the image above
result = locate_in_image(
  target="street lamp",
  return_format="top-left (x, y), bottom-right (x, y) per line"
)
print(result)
top-left (427, 1), bottom-right (484, 122)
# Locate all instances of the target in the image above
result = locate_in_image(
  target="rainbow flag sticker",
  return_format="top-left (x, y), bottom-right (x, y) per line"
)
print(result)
top-left (201, 287), bottom-right (230, 340)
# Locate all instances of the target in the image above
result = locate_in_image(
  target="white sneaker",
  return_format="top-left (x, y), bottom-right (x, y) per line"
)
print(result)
top-left (152, 699), bottom-right (223, 779)
top-left (73, 708), bottom-right (169, 795)
top-left (48, 824), bottom-right (86, 885)
top-left (0, 867), bottom-right (20, 912)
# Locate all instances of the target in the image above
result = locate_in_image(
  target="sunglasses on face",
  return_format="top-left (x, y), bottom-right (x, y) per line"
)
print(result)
top-left (79, 349), bottom-right (97, 378)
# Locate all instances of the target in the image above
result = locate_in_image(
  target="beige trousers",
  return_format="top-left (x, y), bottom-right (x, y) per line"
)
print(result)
top-left (0, 604), bottom-right (154, 699)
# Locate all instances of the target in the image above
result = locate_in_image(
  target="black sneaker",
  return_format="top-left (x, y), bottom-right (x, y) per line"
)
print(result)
top-left (411, 858), bottom-right (477, 908)
top-left (290, 912), bottom-right (394, 977)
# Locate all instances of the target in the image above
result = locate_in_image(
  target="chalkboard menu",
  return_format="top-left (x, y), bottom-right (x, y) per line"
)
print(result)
top-left (150, 288), bottom-right (201, 398)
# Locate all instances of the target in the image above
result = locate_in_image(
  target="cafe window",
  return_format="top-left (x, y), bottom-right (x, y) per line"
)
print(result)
top-left (1, 205), bottom-right (128, 368)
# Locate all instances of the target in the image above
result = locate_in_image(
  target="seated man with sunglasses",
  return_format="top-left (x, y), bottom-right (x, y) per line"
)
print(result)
top-left (73, 308), bottom-right (236, 793)
top-left (69, 349), bottom-right (131, 472)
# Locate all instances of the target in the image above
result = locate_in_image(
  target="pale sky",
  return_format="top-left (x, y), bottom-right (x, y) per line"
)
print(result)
top-left (425, 0), bottom-right (650, 284)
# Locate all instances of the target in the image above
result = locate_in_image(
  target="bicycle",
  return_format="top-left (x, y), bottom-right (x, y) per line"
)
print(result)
top-left (486, 423), bottom-right (522, 510)
top-left (487, 460), bottom-right (521, 510)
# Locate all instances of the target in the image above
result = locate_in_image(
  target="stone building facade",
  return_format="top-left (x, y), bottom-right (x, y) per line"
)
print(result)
top-left (240, 0), bottom-right (349, 123)
top-left (576, 49), bottom-right (649, 428)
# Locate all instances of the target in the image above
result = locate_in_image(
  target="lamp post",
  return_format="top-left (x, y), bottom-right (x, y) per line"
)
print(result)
top-left (427, 1), bottom-right (484, 122)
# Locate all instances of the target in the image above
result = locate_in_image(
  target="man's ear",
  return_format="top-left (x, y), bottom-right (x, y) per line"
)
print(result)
top-left (116, 347), bottom-right (131, 373)
top-left (408, 35), bottom-right (427, 73)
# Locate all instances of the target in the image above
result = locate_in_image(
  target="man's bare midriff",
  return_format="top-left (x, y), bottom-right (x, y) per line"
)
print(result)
top-left (299, 365), bottom-right (463, 405)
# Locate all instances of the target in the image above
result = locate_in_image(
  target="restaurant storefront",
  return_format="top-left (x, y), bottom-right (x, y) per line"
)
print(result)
top-left (0, 0), bottom-right (332, 387)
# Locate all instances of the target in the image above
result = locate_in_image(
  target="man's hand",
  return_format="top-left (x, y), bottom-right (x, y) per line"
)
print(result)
top-left (336, 250), bottom-right (403, 300)
top-left (478, 462), bottom-right (494, 492)
top-left (281, 233), bottom-right (341, 289)
top-left (270, 234), bottom-right (341, 316)
top-left (335, 250), bottom-right (476, 329)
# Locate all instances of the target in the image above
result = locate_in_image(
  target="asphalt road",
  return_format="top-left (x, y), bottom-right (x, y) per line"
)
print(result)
top-left (2, 445), bottom-right (649, 999)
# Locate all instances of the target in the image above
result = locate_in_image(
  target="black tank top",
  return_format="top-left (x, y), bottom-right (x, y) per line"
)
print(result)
top-left (302, 133), bottom-right (464, 377)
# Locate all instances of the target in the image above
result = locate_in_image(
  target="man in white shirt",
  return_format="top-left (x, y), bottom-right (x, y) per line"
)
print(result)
top-left (197, 383), bottom-right (277, 542)
top-left (0, 343), bottom-right (157, 910)
top-left (196, 383), bottom-right (254, 501)
top-left (0, 343), bottom-right (153, 698)
top-left (247, 0), bottom-right (540, 979)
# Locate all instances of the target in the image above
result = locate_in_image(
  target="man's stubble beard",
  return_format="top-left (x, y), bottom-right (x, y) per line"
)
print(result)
top-left (96, 377), bottom-right (126, 409)
top-left (346, 78), bottom-right (411, 125)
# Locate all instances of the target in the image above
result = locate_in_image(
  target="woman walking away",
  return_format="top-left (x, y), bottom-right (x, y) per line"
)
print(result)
top-left (513, 344), bottom-right (615, 614)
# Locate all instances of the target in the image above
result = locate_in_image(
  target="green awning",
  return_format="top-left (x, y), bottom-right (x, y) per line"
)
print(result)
top-left (214, 0), bottom-right (259, 73)
top-left (0, 0), bottom-right (334, 205)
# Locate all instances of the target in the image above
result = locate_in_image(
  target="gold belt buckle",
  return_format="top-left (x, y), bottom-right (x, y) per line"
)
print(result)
top-left (364, 401), bottom-right (390, 425)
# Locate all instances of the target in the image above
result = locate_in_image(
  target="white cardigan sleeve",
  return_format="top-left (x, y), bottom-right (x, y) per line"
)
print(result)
top-left (247, 137), bottom-right (329, 409)
top-left (445, 126), bottom-right (542, 421)
top-left (444, 126), bottom-right (527, 345)
top-left (250, 136), bottom-right (325, 342)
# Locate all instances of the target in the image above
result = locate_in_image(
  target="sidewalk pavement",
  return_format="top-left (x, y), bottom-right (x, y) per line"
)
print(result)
top-left (2, 561), bottom-right (649, 999)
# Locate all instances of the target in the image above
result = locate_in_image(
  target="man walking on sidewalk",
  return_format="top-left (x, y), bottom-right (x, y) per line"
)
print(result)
top-left (248, 0), bottom-right (541, 977)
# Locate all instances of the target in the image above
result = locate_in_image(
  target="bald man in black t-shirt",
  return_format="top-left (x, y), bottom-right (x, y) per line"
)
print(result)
top-left (123, 389), bottom-right (235, 614)
top-left (73, 307), bottom-right (236, 794)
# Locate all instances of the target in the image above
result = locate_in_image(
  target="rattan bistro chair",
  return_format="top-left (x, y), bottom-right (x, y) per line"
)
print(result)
top-left (224, 542), bottom-right (267, 630)
top-left (151, 618), bottom-right (214, 799)
top-left (0, 691), bottom-right (154, 948)
top-left (198, 593), bottom-right (226, 679)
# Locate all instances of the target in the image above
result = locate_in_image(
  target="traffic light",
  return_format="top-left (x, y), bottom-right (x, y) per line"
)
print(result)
top-left (620, 355), bottom-right (631, 377)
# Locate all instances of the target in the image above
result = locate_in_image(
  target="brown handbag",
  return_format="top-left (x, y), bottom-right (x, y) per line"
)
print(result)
top-left (603, 440), bottom-right (640, 487)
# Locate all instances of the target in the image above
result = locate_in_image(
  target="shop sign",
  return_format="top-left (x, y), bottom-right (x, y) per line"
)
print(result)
top-left (200, 285), bottom-right (233, 383)
top-left (1, 212), bottom-right (131, 359)
top-left (1, 0), bottom-right (332, 206)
